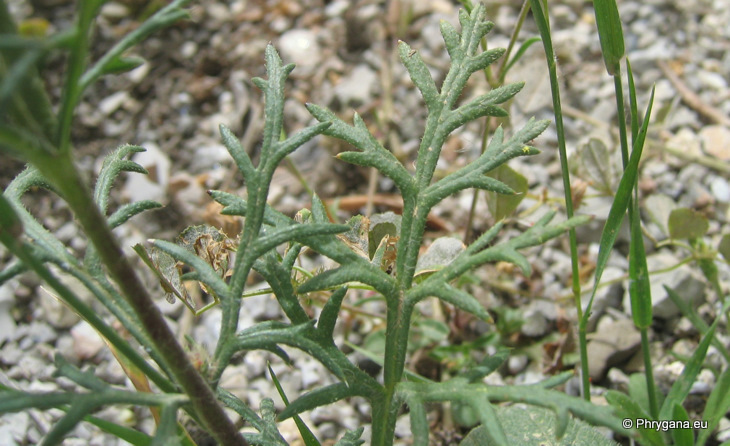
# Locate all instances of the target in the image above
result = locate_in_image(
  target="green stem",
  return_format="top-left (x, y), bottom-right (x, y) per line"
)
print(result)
top-left (56, 0), bottom-right (95, 155)
top-left (640, 329), bottom-right (659, 418)
top-left (496, 0), bottom-right (530, 85)
top-left (37, 154), bottom-right (247, 446)
top-left (613, 66), bottom-right (659, 418)
top-left (374, 291), bottom-right (411, 446)
top-left (528, 0), bottom-right (587, 400)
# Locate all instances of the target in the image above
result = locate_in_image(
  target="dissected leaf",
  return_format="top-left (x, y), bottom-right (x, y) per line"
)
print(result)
top-left (485, 164), bottom-right (528, 220)
top-left (668, 208), bottom-right (709, 240)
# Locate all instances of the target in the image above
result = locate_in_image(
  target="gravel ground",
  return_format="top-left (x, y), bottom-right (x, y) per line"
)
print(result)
top-left (1, 0), bottom-right (729, 444)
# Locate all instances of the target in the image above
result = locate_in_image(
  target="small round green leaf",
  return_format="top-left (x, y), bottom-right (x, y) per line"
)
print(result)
top-left (485, 164), bottom-right (528, 221)
top-left (667, 208), bottom-right (709, 240)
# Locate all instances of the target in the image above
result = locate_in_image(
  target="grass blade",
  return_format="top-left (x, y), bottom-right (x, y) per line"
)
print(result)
top-left (267, 363), bottom-right (321, 446)
top-left (593, 0), bottom-right (625, 75)
top-left (583, 85), bottom-right (655, 320)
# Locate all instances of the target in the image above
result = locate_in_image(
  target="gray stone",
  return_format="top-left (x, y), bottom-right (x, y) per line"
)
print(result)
top-left (0, 281), bottom-right (17, 344)
top-left (508, 354), bottom-right (528, 375)
top-left (690, 369), bottom-right (715, 395)
top-left (70, 321), bottom-right (105, 360)
top-left (99, 91), bottom-right (131, 116)
top-left (623, 252), bottom-right (705, 320)
top-left (334, 64), bottom-right (378, 106)
top-left (317, 422), bottom-right (338, 439)
top-left (710, 176), bottom-right (730, 203)
top-left (717, 417), bottom-right (730, 442)
top-left (123, 142), bottom-right (170, 204)
top-left (644, 194), bottom-right (677, 237)
top-left (300, 360), bottom-right (325, 389)
top-left (520, 300), bottom-right (557, 337)
top-left (700, 125), bottom-right (730, 161)
top-left (587, 318), bottom-right (641, 381)
top-left (278, 29), bottom-right (321, 70)
top-left (0, 412), bottom-right (29, 446)
top-left (243, 351), bottom-right (267, 378)
top-left (394, 414), bottom-right (411, 439)
top-left (583, 266), bottom-right (625, 331)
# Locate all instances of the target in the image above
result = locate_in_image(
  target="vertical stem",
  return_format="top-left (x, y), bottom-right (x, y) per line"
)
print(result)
top-left (614, 66), bottom-right (659, 418)
top-left (374, 291), bottom-right (411, 446)
top-left (640, 330), bottom-right (659, 418)
top-left (528, 0), bottom-right (587, 400)
top-left (40, 154), bottom-right (247, 446)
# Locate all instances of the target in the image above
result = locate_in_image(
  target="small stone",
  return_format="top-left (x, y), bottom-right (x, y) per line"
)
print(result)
top-left (243, 351), bottom-right (267, 378)
top-left (300, 361), bottom-right (324, 388)
top-left (624, 252), bottom-right (705, 319)
top-left (334, 64), bottom-right (378, 106)
top-left (317, 422), bottom-right (338, 439)
top-left (700, 125), bottom-right (730, 161)
top-left (218, 364), bottom-right (250, 401)
top-left (666, 128), bottom-right (702, 161)
top-left (508, 354), bottom-right (529, 375)
top-left (23, 321), bottom-right (57, 344)
top-left (644, 194), bottom-right (677, 237)
top-left (587, 318), bottom-right (641, 381)
top-left (8, 354), bottom-right (48, 380)
top-left (0, 412), bottom-right (29, 446)
top-left (520, 301), bottom-right (554, 337)
top-left (0, 281), bottom-right (17, 344)
top-left (690, 369), bottom-right (715, 395)
top-left (606, 367), bottom-right (630, 387)
top-left (710, 176), bottom-right (730, 203)
top-left (697, 70), bottom-right (727, 90)
top-left (583, 266), bottom-right (625, 330)
top-left (180, 41), bottom-right (198, 59)
top-left (39, 287), bottom-right (81, 330)
top-left (123, 142), bottom-right (170, 204)
top-left (394, 414), bottom-right (411, 438)
top-left (98, 91), bottom-right (130, 116)
top-left (99, 2), bottom-right (129, 20)
top-left (717, 418), bottom-right (730, 442)
top-left (278, 29), bottom-right (321, 69)
top-left (193, 144), bottom-right (231, 170)
top-left (70, 321), bottom-right (105, 360)
top-left (127, 62), bottom-right (150, 84)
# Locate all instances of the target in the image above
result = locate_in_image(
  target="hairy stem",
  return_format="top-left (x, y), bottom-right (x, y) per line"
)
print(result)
top-left (38, 153), bottom-right (247, 446)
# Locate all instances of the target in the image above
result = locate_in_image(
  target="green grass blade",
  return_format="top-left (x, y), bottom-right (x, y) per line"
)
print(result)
top-left (670, 403), bottom-right (693, 446)
top-left (626, 58), bottom-right (639, 140)
top-left (605, 391), bottom-right (662, 446)
top-left (501, 36), bottom-right (541, 76)
top-left (583, 85), bottom-right (655, 320)
top-left (529, 0), bottom-right (587, 399)
top-left (267, 364), bottom-right (321, 446)
top-left (81, 414), bottom-right (153, 446)
top-left (698, 367), bottom-right (730, 445)
top-left (659, 318), bottom-right (715, 422)
top-left (593, 0), bottom-right (625, 75)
